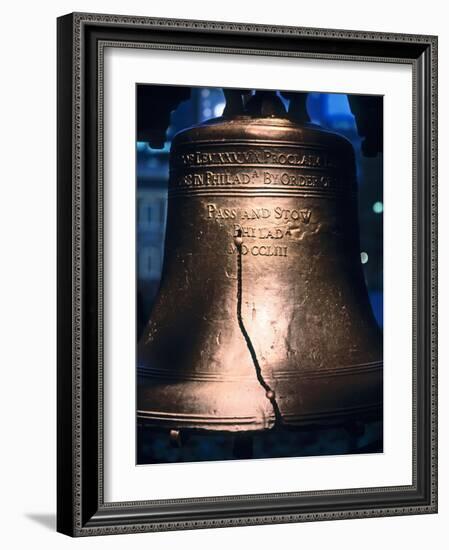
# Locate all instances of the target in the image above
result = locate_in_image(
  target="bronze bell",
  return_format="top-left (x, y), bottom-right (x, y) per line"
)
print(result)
top-left (137, 90), bottom-right (382, 434)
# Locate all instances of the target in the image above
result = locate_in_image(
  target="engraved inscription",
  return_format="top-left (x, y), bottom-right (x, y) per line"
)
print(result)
top-left (179, 172), bottom-right (252, 187)
top-left (174, 169), bottom-right (337, 190)
top-left (206, 203), bottom-right (312, 223)
top-left (177, 149), bottom-right (326, 168)
top-left (263, 172), bottom-right (333, 188)
top-left (227, 244), bottom-right (288, 257)
top-left (205, 203), bottom-right (316, 259)
top-left (273, 207), bottom-right (312, 223)
top-left (207, 204), bottom-right (237, 219)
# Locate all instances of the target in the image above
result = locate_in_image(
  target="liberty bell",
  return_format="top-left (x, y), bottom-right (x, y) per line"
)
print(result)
top-left (137, 90), bottom-right (382, 434)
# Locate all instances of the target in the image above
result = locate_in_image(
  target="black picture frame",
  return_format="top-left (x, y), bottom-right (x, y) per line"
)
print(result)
top-left (57, 12), bottom-right (438, 536)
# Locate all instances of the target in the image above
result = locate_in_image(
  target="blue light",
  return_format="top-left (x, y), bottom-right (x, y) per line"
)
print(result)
top-left (326, 93), bottom-right (351, 115)
top-left (214, 102), bottom-right (226, 117)
top-left (306, 93), bottom-right (356, 132)
top-left (373, 201), bottom-right (383, 214)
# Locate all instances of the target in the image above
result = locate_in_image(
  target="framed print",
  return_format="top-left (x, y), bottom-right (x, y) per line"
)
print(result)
top-left (57, 12), bottom-right (438, 536)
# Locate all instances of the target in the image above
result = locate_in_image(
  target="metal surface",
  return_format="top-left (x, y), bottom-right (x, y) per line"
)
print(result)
top-left (137, 92), bottom-right (382, 433)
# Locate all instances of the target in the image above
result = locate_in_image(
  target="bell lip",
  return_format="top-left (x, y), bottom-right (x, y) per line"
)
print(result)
top-left (136, 402), bottom-right (382, 434)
